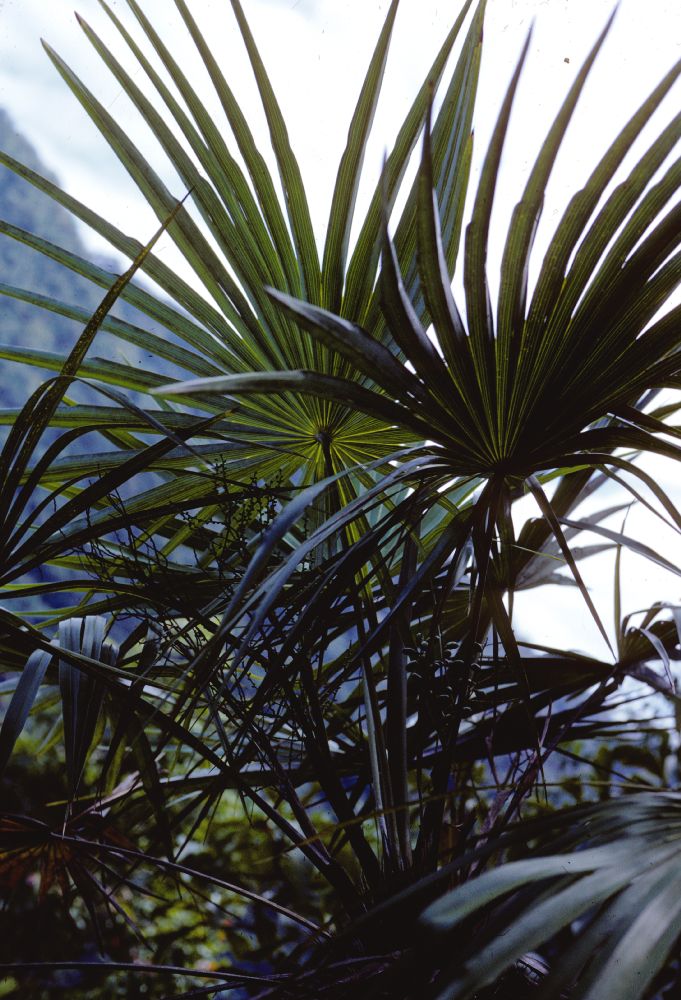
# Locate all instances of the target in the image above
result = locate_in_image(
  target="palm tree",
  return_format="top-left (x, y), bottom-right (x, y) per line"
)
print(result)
top-left (2, 1), bottom-right (681, 997)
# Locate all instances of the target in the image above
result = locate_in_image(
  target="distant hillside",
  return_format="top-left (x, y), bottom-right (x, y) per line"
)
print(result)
top-left (0, 108), bottom-right (153, 408)
top-left (0, 111), bottom-right (175, 610)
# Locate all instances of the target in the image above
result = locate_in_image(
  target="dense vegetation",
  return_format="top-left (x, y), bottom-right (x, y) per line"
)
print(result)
top-left (2, 1), bottom-right (681, 997)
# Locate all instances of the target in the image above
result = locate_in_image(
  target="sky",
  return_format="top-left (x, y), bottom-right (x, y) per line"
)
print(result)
top-left (2, 0), bottom-right (680, 264)
top-left (1, 0), bottom-right (681, 657)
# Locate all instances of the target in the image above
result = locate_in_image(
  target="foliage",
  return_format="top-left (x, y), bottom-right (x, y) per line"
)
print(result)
top-left (1, 1), bottom-right (681, 997)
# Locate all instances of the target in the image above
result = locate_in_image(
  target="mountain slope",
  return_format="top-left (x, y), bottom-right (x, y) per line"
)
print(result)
top-left (0, 108), bottom-right (154, 408)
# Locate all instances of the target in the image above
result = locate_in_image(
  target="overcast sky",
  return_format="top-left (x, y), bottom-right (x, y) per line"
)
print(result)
top-left (2, 0), bottom-right (680, 262)
top-left (1, 0), bottom-right (680, 656)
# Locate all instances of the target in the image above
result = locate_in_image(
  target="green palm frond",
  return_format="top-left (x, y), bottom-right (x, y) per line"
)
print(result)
top-left (166, 28), bottom-right (681, 481)
top-left (161, 18), bottom-right (681, 646)
top-left (421, 792), bottom-right (681, 1000)
top-left (0, 0), bottom-right (484, 488)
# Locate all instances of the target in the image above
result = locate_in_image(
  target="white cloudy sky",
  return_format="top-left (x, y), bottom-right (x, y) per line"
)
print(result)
top-left (2, 0), bottom-right (679, 264)
top-left (0, 0), bottom-right (681, 656)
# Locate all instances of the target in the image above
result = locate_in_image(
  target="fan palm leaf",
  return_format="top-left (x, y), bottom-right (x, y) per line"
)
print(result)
top-left (0, 0), bottom-right (484, 490)
top-left (160, 17), bottom-right (681, 648)
top-left (420, 792), bottom-right (681, 1000)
